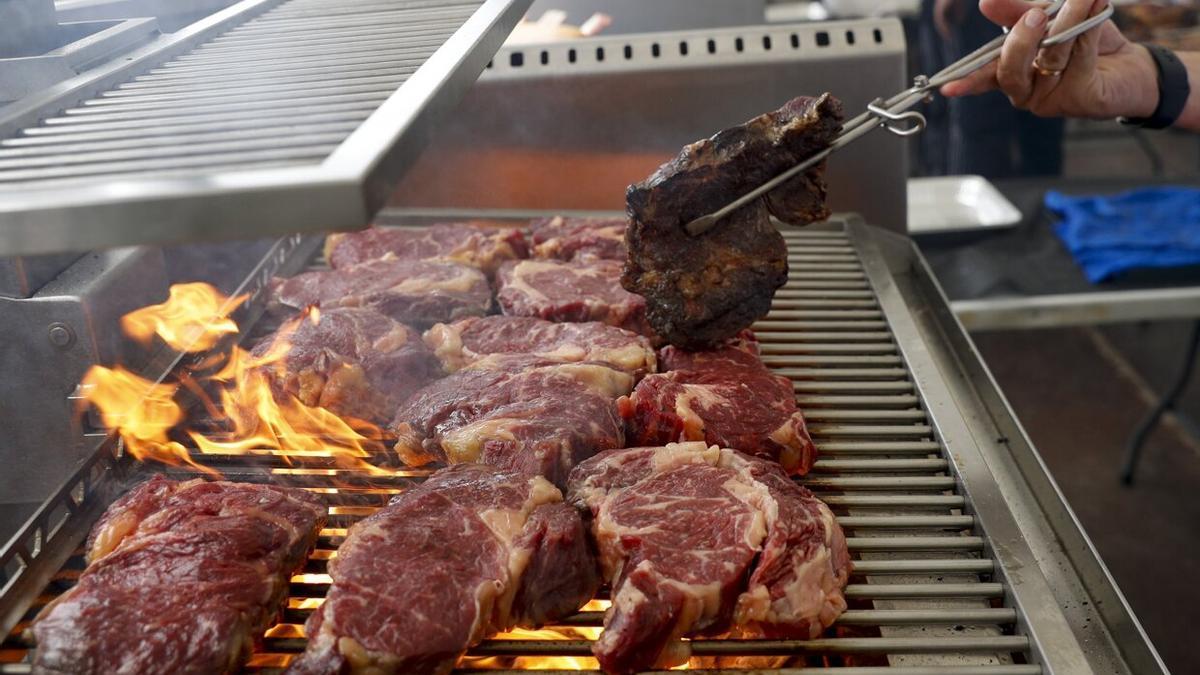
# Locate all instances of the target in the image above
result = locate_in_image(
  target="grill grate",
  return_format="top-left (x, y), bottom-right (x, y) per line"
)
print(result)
top-left (0, 224), bottom-right (1040, 673)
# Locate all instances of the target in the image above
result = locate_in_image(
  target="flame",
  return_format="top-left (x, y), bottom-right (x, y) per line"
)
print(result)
top-left (462, 627), bottom-right (600, 671)
top-left (83, 283), bottom-right (399, 478)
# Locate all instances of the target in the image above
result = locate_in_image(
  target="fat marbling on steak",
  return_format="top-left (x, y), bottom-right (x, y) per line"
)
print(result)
top-left (31, 477), bottom-right (325, 675)
top-left (268, 258), bottom-right (492, 329)
top-left (325, 223), bottom-right (528, 275)
top-left (623, 94), bottom-right (844, 349)
top-left (391, 355), bottom-right (633, 487)
top-left (252, 307), bottom-right (443, 426)
top-left (288, 464), bottom-right (599, 675)
top-left (529, 215), bottom-right (628, 262)
top-left (621, 331), bottom-right (817, 474)
top-left (424, 315), bottom-right (656, 377)
top-left (496, 259), bottom-right (653, 338)
top-left (567, 442), bottom-right (849, 674)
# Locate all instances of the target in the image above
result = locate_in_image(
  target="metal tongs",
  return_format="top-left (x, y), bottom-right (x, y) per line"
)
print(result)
top-left (685, 0), bottom-right (1114, 236)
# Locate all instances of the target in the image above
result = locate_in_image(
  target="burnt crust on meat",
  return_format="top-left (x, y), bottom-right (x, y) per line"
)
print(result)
top-left (623, 94), bottom-right (844, 349)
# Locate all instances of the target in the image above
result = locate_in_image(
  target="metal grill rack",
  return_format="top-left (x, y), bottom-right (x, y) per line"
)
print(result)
top-left (0, 0), bottom-right (530, 256)
top-left (0, 216), bottom-right (1163, 674)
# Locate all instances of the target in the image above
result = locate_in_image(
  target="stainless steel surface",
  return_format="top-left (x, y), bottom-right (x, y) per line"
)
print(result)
top-left (951, 287), bottom-right (1200, 330)
top-left (0, 214), bottom-right (1162, 672)
top-left (390, 18), bottom-right (909, 232)
top-left (907, 176), bottom-right (1021, 235)
top-left (683, 0), bottom-right (1114, 236)
top-left (0, 253), bottom-right (81, 298)
top-left (524, 0), bottom-right (766, 34)
top-left (0, 0), bottom-right (58, 58)
top-left (0, 0), bottom-right (530, 256)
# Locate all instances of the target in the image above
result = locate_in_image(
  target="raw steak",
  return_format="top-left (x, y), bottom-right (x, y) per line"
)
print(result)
top-left (268, 258), bottom-right (491, 329)
top-left (496, 259), bottom-right (653, 337)
top-left (529, 215), bottom-right (627, 262)
top-left (567, 443), bottom-right (849, 673)
top-left (288, 464), bottom-right (600, 675)
top-left (391, 355), bottom-right (633, 487)
top-left (325, 223), bottom-right (528, 274)
top-left (624, 94), bottom-right (844, 349)
top-left (621, 332), bottom-right (817, 474)
top-left (31, 477), bottom-right (325, 675)
top-left (252, 307), bottom-right (443, 425)
top-left (424, 315), bottom-right (656, 376)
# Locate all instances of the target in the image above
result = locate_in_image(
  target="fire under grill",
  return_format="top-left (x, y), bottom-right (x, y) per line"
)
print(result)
top-left (0, 216), bottom-right (1160, 673)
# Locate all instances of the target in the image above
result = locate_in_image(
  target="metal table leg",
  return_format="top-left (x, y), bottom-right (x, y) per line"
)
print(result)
top-left (1121, 319), bottom-right (1200, 485)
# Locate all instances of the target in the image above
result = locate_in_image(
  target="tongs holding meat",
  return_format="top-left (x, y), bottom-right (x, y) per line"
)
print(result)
top-left (685, 0), bottom-right (1114, 236)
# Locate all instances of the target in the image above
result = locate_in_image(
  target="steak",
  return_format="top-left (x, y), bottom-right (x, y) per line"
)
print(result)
top-left (529, 215), bottom-right (628, 262)
top-left (325, 223), bottom-right (528, 274)
top-left (288, 464), bottom-right (600, 675)
top-left (623, 94), bottom-right (844, 349)
top-left (268, 258), bottom-right (491, 329)
top-left (621, 332), bottom-right (817, 474)
top-left (496, 259), bottom-right (653, 337)
top-left (251, 307), bottom-right (443, 425)
top-left (567, 443), bottom-right (849, 673)
top-left (31, 477), bottom-right (325, 675)
top-left (424, 315), bottom-right (656, 377)
top-left (391, 355), bottom-right (633, 487)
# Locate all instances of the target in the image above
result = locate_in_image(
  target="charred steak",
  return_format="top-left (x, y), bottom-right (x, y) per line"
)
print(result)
top-left (268, 258), bottom-right (492, 329)
top-left (621, 332), bottom-right (817, 474)
top-left (252, 307), bottom-right (443, 426)
top-left (567, 443), bottom-right (849, 673)
top-left (623, 94), bottom-right (844, 349)
top-left (391, 355), bottom-right (633, 487)
top-left (325, 223), bottom-right (528, 274)
top-left (529, 215), bottom-right (628, 262)
top-left (496, 259), bottom-right (653, 337)
top-left (31, 477), bottom-right (325, 675)
top-left (288, 464), bottom-right (599, 675)
top-left (424, 315), bottom-right (656, 377)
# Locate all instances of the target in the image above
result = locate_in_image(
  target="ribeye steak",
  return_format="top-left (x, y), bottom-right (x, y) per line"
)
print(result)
top-left (529, 215), bottom-right (628, 262)
top-left (325, 223), bottom-right (527, 275)
top-left (496, 259), bottom-right (652, 338)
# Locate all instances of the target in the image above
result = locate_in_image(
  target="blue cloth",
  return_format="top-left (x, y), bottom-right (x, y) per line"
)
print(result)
top-left (1046, 187), bottom-right (1200, 283)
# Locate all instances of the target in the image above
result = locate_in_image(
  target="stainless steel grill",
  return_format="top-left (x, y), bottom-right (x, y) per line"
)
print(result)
top-left (0, 216), bottom-right (1163, 673)
top-left (0, 0), bottom-right (530, 257)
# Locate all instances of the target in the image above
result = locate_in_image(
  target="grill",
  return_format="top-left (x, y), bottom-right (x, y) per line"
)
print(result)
top-left (0, 215), bottom-right (1160, 673)
top-left (0, 0), bottom-right (530, 256)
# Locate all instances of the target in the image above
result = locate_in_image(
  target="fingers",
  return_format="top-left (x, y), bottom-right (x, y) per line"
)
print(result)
top-left (996, 7), bottom-right (1049, 106)
top-left (941, 61), bottom-right (999, 97)
top-left (980, 0), bottom-right (1050, 28)
top-left (1035, 0), bottom-right (1101, 72)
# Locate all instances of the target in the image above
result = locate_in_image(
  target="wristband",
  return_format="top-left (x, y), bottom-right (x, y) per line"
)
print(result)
top-left (1121, 43), bottom-right (1190, 130)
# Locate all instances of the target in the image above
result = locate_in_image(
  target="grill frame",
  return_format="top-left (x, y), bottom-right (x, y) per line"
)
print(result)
top-left (0, 214), bottom-right (1164, 673)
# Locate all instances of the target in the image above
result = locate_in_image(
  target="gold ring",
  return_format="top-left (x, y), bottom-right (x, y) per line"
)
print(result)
top-left (1032, 57), bottom-right (1064, 77)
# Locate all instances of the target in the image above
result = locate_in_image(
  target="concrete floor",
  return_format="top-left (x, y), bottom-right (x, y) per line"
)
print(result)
top-left (971, 326), bottom-right (1200, 674)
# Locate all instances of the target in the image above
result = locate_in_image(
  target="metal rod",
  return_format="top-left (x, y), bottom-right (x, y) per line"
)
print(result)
top-left (463, 635), bottom-right (1027, 656)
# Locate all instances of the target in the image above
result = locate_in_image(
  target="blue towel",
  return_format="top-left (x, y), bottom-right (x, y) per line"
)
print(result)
top-left (1046, 187), bottom-right (1200, 283)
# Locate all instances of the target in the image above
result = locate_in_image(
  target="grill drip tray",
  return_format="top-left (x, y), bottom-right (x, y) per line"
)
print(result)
top-left (0, 216), bottom-right (1164, 673)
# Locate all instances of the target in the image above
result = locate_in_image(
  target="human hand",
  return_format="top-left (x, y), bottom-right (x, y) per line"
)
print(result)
top-left (941, 0), bottom-right (1159, 120)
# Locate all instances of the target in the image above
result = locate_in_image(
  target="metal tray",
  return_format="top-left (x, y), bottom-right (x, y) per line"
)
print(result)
top-left (908, 176), bottom-right (1022, 235)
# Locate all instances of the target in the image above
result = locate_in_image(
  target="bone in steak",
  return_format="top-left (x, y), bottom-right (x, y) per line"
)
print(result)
top-left (496, 259), bottom-right (653, 337)
top-left (269, 258), bottom-right (491, 329)
top-left (325, 223), bottom-right (528, 274)
top-left (529, 215), bottom-right (628, 262)
top-left (391, 355), bottom-right (633, 487)
top-left (567, 442), bottom-right (849, 673)
top-left (424, 315), bottom-right (656, 377)
top-left (30, 477), bottom-right (325, 675)
top-left (252, 307), bottom-right (443, 425)
top-left (288, 464), bottom-right (599, 675)
top-left (621, 332), bottom-right (817, 474)
top-left (624, 94), bottom-right (844, 349)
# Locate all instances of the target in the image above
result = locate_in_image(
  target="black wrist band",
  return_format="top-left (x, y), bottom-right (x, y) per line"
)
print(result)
top-left (1122, 43), bottom-right (1190, 130)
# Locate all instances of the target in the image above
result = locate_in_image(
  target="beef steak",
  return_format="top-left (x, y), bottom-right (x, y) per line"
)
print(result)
top-left (391, 355), bottom-right (632, 487)
top-left (32, 478), bottom-right (325, 675)
top-left (269, 258), bottom-right (491, 329)
top-left (251, 307), bottom-right (443, 425)
top-left (623, 94), bottom-right (844, 349)
top-left (325, 223), bottom-right (527, 274)
top-left (288, 464), bottom-right (599, 675)
top-left (567, 443), bottom-right (849, 673)
top-left (529, 215), bottom-right (628, 262)
top-left (621, 332), bottom-right (817, 474)
top-left (496, 259), bottom-right (653, 337)
top-left (424, 315), bottom-right (656, 377)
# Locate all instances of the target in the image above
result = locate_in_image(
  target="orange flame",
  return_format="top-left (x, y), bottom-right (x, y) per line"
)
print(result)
top-left (83, 283), bottom-right (398, 477)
